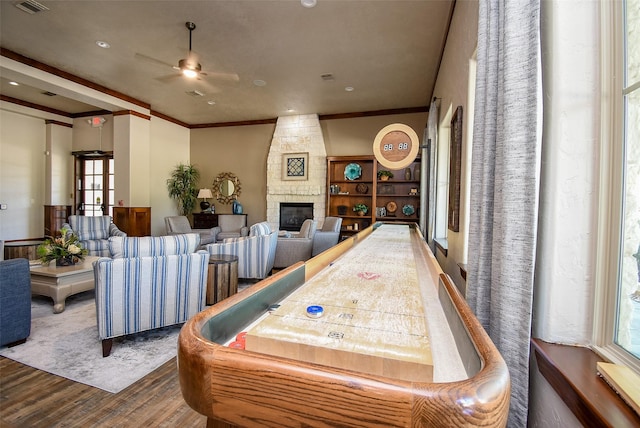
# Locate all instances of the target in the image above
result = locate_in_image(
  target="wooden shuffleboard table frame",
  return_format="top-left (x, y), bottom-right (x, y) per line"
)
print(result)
top-left (178, 222), bottom-right (510, 427)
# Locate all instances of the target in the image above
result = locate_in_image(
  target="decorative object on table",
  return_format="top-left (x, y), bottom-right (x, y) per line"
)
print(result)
top-left (448, 106), bottom-right (463, 232)
top-left (353, 204), bottom-right (368, 216)
top-left (404, 168), bottom-right (412, 180)
top-left (409, 188), bottom-right (419, 196)
top-left (166, 163), bottom-right (200, 215)
top-left (232, 199), bottom-right (243, 214)
top-left (197, 188), bottom-right (214, 212)
top-left (282, 152), bottom-right (309, 181)
top-left (344, 163), bottom-right (362, 180)
top-left (212, 172), bottom-right (242, 204)
top-left (356, 183), bottom-right (369, 194)
top-left (337, 205), bottom-right (348, 215)
top-left (37, 226), bottom-right (88, 266)
top-left (402, 204), bottom-right (415, 216)
top-left (385, 201), bottom-right (397, 216)
top-left (377, 170), bottom-right (394, 181)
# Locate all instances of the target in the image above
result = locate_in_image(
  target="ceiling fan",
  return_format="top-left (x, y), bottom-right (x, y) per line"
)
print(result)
top-left (135, 21), bottom-right (239, 84)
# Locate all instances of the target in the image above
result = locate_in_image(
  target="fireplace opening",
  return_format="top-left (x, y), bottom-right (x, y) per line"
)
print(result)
top-left (279, 203), bottom-right (313, 231)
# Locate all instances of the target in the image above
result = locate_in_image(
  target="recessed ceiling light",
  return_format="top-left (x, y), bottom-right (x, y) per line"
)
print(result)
top-left (301, 0), bottom-right (317, 8)
top-left (96, 40), bottom-right (110, 49)
top-left (207, 100), bottom-right (216, 105)
top-left (286, 108), bottom-right (295, 113)
top-left (253, 79), bottom-right (267, 87)
top-left (345, 86), bottom-right (355, 92)
top-left (9, 81), bottom-right (19, 86)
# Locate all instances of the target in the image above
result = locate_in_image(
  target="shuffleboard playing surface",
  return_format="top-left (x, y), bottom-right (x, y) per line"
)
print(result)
top-left (245, 224), bottom-right (433, 382)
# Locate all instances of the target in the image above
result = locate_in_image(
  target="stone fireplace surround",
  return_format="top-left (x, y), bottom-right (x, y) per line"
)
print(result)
top-left (266, 114), bottom-right (327, 231)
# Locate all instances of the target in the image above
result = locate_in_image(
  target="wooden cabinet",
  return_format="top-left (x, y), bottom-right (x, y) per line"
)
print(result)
top-left (44, 205), bottom-right (71, 236)
top-left (193, 213), bottom-right (219, 229)
top-left (327, 155), bottom-right (421, 239)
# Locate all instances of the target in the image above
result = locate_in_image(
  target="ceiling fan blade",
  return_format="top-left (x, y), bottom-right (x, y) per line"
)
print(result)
top-left (201, 70), bottom-right (240, 82)
top-left (155, 73), bottom-right (181, 83)
top-left (134, 53), bottom-right (179, 70)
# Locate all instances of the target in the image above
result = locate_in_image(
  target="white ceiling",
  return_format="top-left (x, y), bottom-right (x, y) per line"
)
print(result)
top-left (0, 0), bottom-right (454, 125)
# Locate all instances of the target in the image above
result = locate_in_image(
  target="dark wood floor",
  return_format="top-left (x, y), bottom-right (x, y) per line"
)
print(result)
top-left (0, 355), bottom-right (206, 427)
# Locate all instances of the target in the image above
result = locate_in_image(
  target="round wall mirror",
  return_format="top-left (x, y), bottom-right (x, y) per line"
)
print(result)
top-left (213, 172), bottom-right (241, 204)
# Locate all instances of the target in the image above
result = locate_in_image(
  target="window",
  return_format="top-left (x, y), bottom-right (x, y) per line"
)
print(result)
top-left (74, 155), bottom-right (114, 217)
top-left (595, 0), bottom-right (640, 371)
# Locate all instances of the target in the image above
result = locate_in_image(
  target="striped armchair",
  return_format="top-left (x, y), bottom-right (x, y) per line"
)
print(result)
top-left (64, 215), bottom-right (126, 257)
top-left (94, 234), bottom-right (209, 357)
top-left (205, 221), bottom-right (278, 280)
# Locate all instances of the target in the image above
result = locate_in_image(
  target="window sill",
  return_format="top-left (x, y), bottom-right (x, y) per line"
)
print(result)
top-left (531, 338), bottom-right (640, 427)
top-left (434, 238), bottom-right (448, 257)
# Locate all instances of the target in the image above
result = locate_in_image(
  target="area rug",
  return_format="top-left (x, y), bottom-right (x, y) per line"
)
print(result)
top-left (0, 291), bottom-right (182, 394)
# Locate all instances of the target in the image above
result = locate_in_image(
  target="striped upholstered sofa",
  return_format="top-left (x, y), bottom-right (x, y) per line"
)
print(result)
top-left (205, 221), bottom-right (278, 280)
top-left (93, 233), bottom-right (209, 357)
top-left (63, 215), bottom-right (126, 257)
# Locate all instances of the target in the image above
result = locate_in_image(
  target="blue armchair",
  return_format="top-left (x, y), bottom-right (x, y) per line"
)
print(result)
top-left (205, 221), bottom-right (278, 280)
top-left (94, 233), bottom-right (209, 357)
top-left (0, 258), bottom-right (31, 347)
top-left (64, 215), bottom-right (126, 257)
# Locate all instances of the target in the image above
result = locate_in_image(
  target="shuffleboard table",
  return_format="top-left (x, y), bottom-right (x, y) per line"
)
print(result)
top-left (178, 222), bottom-right (510, 427)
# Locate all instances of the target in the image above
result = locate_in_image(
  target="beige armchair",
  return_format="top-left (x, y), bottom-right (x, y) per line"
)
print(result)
top-left (212, 214), bottom-right (249, 242)
top-left (273, 219), bottom-right (318, 269)
top-left (164, 216), bottom-right (217, 246)
top-left (311, 216), bottom-right (343, 256)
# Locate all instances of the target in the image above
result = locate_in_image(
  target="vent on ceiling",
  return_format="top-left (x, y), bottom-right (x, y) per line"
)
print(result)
top-left (321, 73), bottom-right (335, 81)
top-left (186, 90), bottom-right (205, 97)
top-left (15, 0), bottom-right (49, 14)
top-left (42, 91), bottom-right (57, 97)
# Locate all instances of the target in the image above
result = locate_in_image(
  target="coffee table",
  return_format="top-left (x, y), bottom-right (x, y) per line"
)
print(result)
top-left (30, 256), bottom-right (99, 314)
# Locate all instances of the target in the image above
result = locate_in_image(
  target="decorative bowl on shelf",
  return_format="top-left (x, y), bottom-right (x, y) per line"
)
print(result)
top-left (344, 163), bottom-right (362, 180)
top-left (386, 201), bottom-right (397, 214)
top-left (402, 204), bottom-right (415, 216)
top-left (356, 183), bottom-right (369, 194)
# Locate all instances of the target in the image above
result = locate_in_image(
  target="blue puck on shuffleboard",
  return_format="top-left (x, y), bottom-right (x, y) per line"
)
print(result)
top-left (306, 305), bottom-right (324, 318)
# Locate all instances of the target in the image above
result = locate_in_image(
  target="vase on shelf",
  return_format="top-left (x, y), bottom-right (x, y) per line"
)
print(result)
top-left (404, 168), bottom-right (412, 180)
top-left (55, 256), bottom-right (76, 267)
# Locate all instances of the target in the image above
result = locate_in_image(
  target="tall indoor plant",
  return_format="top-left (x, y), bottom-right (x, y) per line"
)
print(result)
top-left (167, 163), bottom-right (200, 216)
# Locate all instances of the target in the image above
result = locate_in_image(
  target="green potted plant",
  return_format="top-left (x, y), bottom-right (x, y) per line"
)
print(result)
top-left (167, 163), bottom-right (200, 215)
top-left (353, 203), bottom-right (368, 216)
top-left (377, 170), bottom-right (394, 181)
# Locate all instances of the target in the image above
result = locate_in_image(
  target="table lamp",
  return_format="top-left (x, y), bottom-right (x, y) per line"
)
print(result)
top-left (197, 188), bottom-right (214, 212)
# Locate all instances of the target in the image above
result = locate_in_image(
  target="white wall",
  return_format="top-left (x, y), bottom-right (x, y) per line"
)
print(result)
top-left (149, 116), bottom-right (190, 236)
top-left (0, 109), bottom-right (47, 240)
top-left (430, 0), bottom-right (480, 292)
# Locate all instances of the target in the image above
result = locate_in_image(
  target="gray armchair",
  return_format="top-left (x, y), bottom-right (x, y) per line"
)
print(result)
top-left (0, 258), bottom-right (31, 347)
top-left (273, 219), bottom-right (318, 269)
top-left (164, 216), bottom-right (217, 246)
top-left (312, 217), bottom-right (343, 256)
top-left (212, 214), bottom-right (249, 242)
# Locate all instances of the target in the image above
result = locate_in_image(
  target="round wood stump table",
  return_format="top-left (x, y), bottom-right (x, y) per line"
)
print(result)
top-left (207, 254), bottom-right (239, 305)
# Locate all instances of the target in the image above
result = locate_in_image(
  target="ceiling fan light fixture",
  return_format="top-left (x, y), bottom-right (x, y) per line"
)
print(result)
top-left (301, 0), bottom-right (317, 8)
top-left (178, 58), bottom-right (201, 78)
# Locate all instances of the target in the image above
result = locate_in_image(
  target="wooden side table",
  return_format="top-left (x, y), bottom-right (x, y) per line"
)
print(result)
top-left (207, 254), bottom-right (239, 305)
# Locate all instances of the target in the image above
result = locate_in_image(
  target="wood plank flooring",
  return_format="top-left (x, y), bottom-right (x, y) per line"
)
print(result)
top-left (0, 356), bottom-right (206, 427)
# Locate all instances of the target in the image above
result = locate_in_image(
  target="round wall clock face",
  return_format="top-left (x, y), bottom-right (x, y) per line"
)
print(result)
top-left (373, 123), bottom-right (420, 169)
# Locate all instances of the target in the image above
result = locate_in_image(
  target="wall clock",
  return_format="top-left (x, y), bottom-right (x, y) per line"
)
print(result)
top-left (373, 123), bottom-right (420, 170)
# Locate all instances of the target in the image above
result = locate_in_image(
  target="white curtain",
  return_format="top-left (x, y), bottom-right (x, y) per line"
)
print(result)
top-left (467, 0), bottom-right (541, 426)
top-left (425, 98), bottom-right (439, 252)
